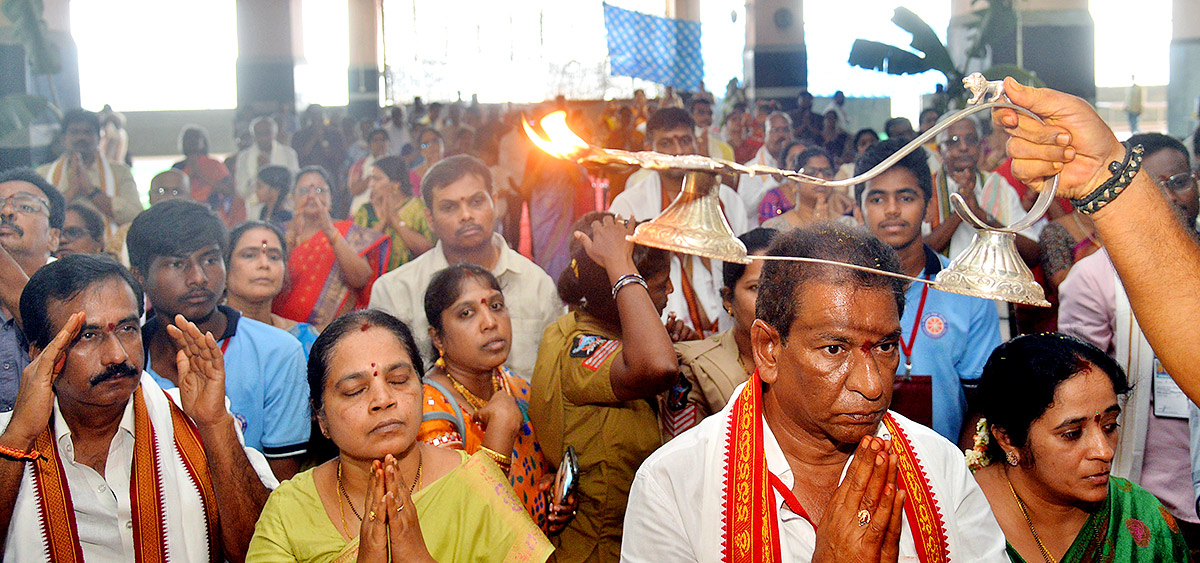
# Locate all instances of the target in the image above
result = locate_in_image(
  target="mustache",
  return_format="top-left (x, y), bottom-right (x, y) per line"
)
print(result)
top-left (0, 217), bottom-right (23, 236)
top-left (88, 362), bottom-right (139, 386)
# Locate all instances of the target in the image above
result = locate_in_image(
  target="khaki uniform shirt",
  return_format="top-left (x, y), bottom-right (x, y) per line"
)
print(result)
top-left (675, 329), bottom-right (748, 415)
top-left (529, 311), bottom-right (662, 563)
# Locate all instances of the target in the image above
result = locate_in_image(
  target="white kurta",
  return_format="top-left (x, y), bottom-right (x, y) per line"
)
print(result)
top-left (735, 145), bottom-right (782, 229)
top-left (621, 385), bottom-right (1008, 563)
top-left (233, 143), bottom-right (301, 201)
top-left (0, 373), bottom-right (278, 563)
top-left (609, 170), bottom-right (748, 333)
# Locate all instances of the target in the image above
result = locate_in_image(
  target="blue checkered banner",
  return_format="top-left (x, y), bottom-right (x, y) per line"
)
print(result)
top-left (602, 3), bottom-right (703, 91)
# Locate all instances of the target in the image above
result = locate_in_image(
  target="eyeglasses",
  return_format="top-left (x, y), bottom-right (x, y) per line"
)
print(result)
top-left (1156, 172), bottom-right (1198, 194)
top-left (420, 140), bottom-right (442, 149)
top-left (60, 226), bottom-right (93, 243)
top-left (800, 167), bottom-right (836, 179)
top-left (0, 194), bottom-right (49, 215)
top-left (294, 185), bottom-right (328, 197)
top-left (151, 187), bottom-right (185, 197)
top-left (943, 134), bottom-right (980, 148)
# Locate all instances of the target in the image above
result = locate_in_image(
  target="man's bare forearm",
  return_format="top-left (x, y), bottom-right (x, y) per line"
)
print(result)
top-left (197, 416), bottom-right (270, 563)
top-left (1092, 173), bottom-right (1200, 403)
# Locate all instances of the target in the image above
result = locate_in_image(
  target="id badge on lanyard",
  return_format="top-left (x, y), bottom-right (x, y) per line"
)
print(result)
top-left (894, 280), bottom-right (933, 428)
top-left (1152, 358), bottom-right (1189, 419)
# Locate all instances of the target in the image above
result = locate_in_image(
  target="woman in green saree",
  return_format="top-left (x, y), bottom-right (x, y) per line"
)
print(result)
top-left (969, 333), bottom-right (1188, 563)
top-left (247, 309), bottom-right (553, 562)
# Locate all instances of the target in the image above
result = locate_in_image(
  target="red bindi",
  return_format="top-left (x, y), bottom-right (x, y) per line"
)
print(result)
top-left (481, 298), bottom-right (488, 305)
top-left (371, 363), bottom-right (376, 367)
top-left (360, 323), bottom-right (370, 332)
top-left (106, 323), bottom-right (115, 331)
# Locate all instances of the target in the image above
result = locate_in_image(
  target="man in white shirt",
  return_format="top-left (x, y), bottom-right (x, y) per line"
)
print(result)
top-left (738, 112), bottom-right (793, 228)
top-left (369, 155), bottom-right (562, 382)
top-left (233, 117), bottom-right (300, 206)
top-left (622, 224), bottom-right (1007, 563)
top-left (609, 108), bottom-right (748, 336)
top-left (0, 254), bottom-right (277, 563)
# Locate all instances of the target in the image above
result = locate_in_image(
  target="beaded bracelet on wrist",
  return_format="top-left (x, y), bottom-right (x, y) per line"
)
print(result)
top-left (1070, 143), bottom-right (1144, 215)
top-left (0, 444), bottom-right (41, 461)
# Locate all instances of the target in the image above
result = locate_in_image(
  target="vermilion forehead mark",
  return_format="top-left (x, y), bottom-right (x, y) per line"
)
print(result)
top-left (481, 298), bottom-right (488, 304)
top-left (360, 323), bottom-right (370, 332)
top-left (106, 323), bottom-right (114, 331)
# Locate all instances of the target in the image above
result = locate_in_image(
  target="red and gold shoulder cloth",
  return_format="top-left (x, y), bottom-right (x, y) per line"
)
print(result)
top-left (30, 386), bottom-right (222, 563)
top-left (720, 373), bottom-right (951, 563)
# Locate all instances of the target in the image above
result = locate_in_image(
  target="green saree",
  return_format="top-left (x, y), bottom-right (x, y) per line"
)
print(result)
top-left (1006, 477), bottom-right (1190, 563)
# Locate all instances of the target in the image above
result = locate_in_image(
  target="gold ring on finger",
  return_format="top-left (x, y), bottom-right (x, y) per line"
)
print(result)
top-left (368, 510), bottom-right (377, 521)
top-left (396, 502), bottom-right (404, 513)
top-left (856, 509), bottom-right (871, 527)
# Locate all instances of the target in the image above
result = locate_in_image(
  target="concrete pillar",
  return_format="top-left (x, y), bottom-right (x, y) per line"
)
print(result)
top-left (949, 0), bottom-right (1094, 103)
top-left (1016, 0), bottom-right (1095, 104)
top-left (236, 0), bottom-right (301, 111)
top-left (1168, 0), bottom-right (1200, 138)
top-left (743, 0), bottom-right (805, 105)
top-left (347, 0), bottom-right (380, 120)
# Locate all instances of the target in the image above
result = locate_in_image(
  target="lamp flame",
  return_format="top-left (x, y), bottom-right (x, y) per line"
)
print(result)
top-left (523, 111), bottom-right (589, 159)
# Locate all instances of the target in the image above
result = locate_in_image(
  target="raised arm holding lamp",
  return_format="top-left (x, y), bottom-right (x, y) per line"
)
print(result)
top-left (995, 77), bottom-right (1200, 404)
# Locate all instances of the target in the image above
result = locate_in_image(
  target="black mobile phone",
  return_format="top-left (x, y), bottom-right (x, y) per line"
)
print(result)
top-left (554, 445), bottom-right (579, 505)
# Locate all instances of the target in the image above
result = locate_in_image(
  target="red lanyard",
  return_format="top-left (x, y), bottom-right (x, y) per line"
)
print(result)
top-left (898, 278), bottom-right (931, 374)
top-left (768, 472), bottom-right (817, 528)
top-left (220, 337), bottom-right (231, 354)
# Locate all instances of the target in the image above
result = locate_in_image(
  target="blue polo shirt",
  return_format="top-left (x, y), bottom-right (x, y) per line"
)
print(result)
top-left (901, 246), bottom-right (1000, 442)
top-left (144, 306), bottom-right (310, 458)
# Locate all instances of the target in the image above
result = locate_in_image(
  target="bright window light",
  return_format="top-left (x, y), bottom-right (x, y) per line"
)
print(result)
top-left (1091, 0), bottom-right (1170, 87)
top-left (71, 0), bottom-right (238, 111)
top-left (296, 0), bottom-right (349, 107)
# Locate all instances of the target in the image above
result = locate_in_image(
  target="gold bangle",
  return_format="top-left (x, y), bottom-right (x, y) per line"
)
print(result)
top-left (478, 446), bottom-right (512, 467)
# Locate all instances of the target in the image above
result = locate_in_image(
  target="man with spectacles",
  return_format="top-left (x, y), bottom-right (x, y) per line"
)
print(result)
top-left (148, 169), bottom-right (192, 206)
top-left (609, 107), bottom-right (748, 337)
top-left (923, 113), bottom-right (1041, 265)
top-left (1056, 132), bottom-right (1200, 552)
top-left (0, 168), bottom-right (66, 411)
top-left (36, 109), bottom-right (142, 257)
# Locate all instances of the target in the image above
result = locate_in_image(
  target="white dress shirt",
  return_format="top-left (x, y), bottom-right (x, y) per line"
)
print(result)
top-left (368, 233), bottom-right (563, 382)
top-left (621, 385), bottom-right (1008, 562)
top-left (609, 170), bottom-right (747, 333)
top-left (0, 373), bottom-right (278, 563)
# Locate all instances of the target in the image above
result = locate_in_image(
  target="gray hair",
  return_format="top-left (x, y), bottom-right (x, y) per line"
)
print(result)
top-left (765, 111), bottom-right (793, 135)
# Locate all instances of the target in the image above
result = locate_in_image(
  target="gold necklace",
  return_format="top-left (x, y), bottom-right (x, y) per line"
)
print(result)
top-left (409, 447), bottom-right (424, 495)
top-left (1006, 473), bottom-right (1057, 563)
top-left (337, 460), bottom-right (361, 536)
top-left (448, 371), bottom-right (501, 411)
top-left (336, 452), bottom-right (423, 537)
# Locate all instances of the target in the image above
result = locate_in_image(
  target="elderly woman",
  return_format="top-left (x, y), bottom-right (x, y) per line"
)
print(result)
top-left (529, 212), bottom-right (680, 561)
top-left (661, 228), bottom-right (776, 440)
top-left (970, 333), bottom-right (1188, 562)
top-left (761, 147), bottom-right (857, 229)
top-left (246, 310), bottom-right (553, 562)
top-left (418, 263), bottom-right (577, 531)
top-left (225, 221), bottom-right (319, 357)
top-left (352, 155), bottom-right (434, 271)
top-left (273, 166), bottom-right (391, 330)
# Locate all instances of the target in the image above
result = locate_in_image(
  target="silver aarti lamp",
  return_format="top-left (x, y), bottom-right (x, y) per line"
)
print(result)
top-left (523, 74), bottom-right (1058, 306)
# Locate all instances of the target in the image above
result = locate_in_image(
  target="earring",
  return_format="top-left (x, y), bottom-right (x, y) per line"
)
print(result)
top-left (1006, 451), bottom-right (1019, 466)
top-left (435, 356), bottom-right (446, 370)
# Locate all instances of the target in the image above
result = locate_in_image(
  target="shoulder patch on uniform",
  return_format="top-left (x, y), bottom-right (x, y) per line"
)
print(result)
top-left (570, 334), bottom-right (611, 358)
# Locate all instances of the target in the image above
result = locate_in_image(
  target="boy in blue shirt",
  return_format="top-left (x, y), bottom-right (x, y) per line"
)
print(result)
top-left (857, 138), bottom-right (1001, 445)
top-left (127, 199), bottom-right (309, 480)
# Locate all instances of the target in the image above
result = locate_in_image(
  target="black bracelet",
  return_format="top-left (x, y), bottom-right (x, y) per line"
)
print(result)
top-left (1070, 143), bottom-right (1144, 215)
